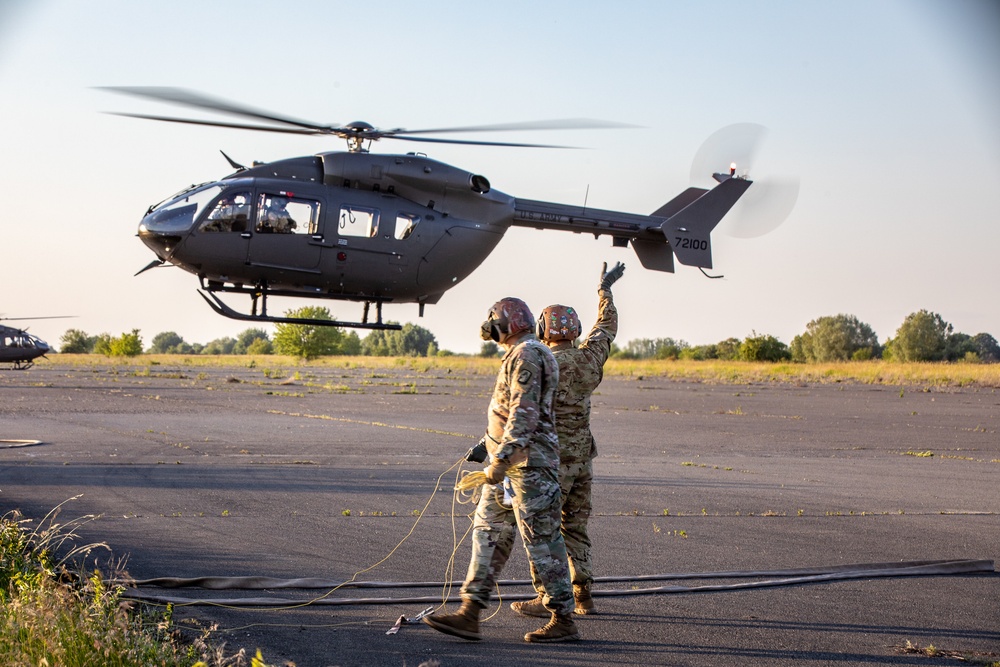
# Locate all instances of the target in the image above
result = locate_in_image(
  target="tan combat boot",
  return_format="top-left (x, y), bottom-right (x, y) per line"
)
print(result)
top-left (422, 600), bottom-right (482, 640)
top-left (524, 612), bottom-right (580, 643)
top-left (574, 583), bottom-right (596, 615)
top-left (510, 594), bottom-right (548, 618)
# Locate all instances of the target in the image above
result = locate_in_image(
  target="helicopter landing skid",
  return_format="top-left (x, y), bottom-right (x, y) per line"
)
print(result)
top-left (197, 290), bottom-right (402, 330)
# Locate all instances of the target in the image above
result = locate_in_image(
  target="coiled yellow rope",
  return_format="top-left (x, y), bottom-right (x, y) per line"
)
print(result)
top-left (454, 470), bottom-right (487, 492)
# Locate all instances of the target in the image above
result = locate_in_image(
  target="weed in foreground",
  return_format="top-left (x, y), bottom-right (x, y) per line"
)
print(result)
top-left (895, 640), bottom-right (1000, 665)
top-left (0, 506), bottom-right (248, 666)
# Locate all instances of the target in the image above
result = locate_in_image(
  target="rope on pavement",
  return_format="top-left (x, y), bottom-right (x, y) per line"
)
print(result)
top-left (0, 439), bottom-right (44, 448)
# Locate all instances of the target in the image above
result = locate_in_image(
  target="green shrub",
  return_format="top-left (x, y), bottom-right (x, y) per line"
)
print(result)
top-left (739, 332), bottom-right (790, 362)
top-left (108, 329), bottom-right (143, 357)
top-left (792, 314), bottom-right (880, 362)
top-left (892, 310), bottom-right (951, 362)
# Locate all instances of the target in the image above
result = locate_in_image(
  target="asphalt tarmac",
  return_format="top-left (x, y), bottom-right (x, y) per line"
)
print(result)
top-left (2, 360), bottom-right (998, 667)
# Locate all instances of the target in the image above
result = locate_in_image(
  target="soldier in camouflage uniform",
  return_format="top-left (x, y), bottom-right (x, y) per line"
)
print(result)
top-left (511, 261), bottom-right (624, 619)
top-left (423, 297), bottom-right (579, 643)
top-left (259, 196), bottom-right (296, 233)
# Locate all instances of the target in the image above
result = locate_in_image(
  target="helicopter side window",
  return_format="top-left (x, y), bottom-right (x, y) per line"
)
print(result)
top-left (339, 206), bottom-right (379, 238)
top-left (257, 194), bottom-right (320, 235)
top-left (201, 192), bottom-right (251, 232)
top-left (394, 213), bottom-right (419, 240)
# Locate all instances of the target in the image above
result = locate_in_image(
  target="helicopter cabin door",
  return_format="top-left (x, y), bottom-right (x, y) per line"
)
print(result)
top-left (246, 193), bottom-right (323, 273)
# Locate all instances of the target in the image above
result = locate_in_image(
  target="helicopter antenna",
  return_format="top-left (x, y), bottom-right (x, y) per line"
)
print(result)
top-left (220, 150), bottom-right (247, 171)
top-left (699, 267), bottom-right (724, 280)
top-left (583, 184), bottom-right (590, 215)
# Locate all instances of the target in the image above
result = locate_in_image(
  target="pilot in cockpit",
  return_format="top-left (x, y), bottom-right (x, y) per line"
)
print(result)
top-left (260, 196), bottom-right (297, 233)
top-left (203, 193), bottom-right (250, 232)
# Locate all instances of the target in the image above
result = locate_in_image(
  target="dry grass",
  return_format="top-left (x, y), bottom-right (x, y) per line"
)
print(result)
top-left (601, 359), bottom-right (1000, 388)
top-left (47, 353), bottom-right (501, 375)
top-left (43, 355), bottom-right (1000, 388)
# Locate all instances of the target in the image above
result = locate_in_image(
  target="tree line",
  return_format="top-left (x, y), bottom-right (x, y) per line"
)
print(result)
top-left (58, 306), bottom-right (441, 360)
top-left (57, 307), bottom-right (999, 363)
top-left (613, 310), bottom-right (999, 363)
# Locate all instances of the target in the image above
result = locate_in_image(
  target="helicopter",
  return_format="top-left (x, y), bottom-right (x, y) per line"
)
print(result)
top-left (106, 87), bottom-right (762, 330)
top-left (0, 318), bottom-right (63, 370)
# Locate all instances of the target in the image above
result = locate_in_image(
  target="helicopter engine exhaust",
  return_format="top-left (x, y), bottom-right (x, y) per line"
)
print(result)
top-left (470, 174), bottom-right (490, 194)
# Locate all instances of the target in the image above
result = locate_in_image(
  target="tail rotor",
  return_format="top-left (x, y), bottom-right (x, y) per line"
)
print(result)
top-left (690, 123), bottom-right (799, 238)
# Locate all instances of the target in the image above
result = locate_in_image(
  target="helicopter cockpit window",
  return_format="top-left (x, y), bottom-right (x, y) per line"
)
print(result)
top-left (4, 334), bottom-right (31, 347)
top-left (339, 206), bottom-right (379, 238)
top-left (200, 192), bottom-right (251, 232)
top-left (256, 194), bottom-right (320, 235)
top-left (142, 184), bottom-right (223, 233)
top-left (394, 213), bottom-right (419, 240)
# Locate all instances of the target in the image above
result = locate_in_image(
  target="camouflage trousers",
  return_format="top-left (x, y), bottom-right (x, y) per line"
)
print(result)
top-left (460, 466), bottom-right (574, 615)
top-left (528, 457), bottom-right (594, 592)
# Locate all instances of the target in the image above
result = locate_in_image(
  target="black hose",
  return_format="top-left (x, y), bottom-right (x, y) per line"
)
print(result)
top-left (121, 559), bottom-right (995, 607)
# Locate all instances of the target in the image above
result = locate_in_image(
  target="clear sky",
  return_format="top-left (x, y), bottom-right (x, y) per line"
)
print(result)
top-left (2, 0), bottom-right (998, 355)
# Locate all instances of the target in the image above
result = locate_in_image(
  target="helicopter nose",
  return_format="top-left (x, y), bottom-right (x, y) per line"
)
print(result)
top-left (138, 223), bottom-right (183, 259)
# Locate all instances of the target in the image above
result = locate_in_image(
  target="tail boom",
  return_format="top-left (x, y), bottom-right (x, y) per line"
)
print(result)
top-left (510, 175), bottom-right (751, 273)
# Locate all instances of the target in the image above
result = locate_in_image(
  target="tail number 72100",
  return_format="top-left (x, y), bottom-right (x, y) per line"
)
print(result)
top-left (674, 237), bottom-right (708, 250)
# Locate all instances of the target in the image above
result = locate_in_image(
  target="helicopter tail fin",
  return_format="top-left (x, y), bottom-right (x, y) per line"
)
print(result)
top-left (651, 187), bottom-right (708, 219)
top-left (660, 177), bottom-right (752, 269)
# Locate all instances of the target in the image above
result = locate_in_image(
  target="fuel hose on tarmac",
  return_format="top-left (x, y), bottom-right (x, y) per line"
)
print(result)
top-left (122, 559), bottom-right (995, 607)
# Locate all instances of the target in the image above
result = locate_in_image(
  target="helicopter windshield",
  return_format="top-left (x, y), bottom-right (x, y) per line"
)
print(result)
top-left (142, 184), bottom-right (224, 233)
top-left (3, 332), bottom-right (45, 348)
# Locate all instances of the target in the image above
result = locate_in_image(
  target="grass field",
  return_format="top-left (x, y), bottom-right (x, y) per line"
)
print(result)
top-left (37, 354), bottom-right (1000, 388)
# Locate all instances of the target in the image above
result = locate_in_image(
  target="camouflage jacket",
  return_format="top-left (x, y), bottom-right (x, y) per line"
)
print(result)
top-left (485, 333), bottom-right (561, 470)
top-left (549, 287), bottom-right (619, 463)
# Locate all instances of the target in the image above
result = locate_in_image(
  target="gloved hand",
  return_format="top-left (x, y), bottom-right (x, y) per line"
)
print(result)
top-left (484, 459), bottom-right (510, 485)
top-left (465, 437), bottom-right (488, 463)
top-left (600, 261), bottom-right (625, 291)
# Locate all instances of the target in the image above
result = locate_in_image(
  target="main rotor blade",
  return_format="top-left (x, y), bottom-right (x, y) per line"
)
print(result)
top-left (0, 316), bottom-right (76, 321)
top-left (99, 87), bottom-right (639, 147)
top-left (108, 112), bottom-right (580, 147)
top-left (107, 112), bottom-right (325, 135)
top-left (98, 86), bottom-right (333, 132)
top-left (394, 118), bottom-right (641, 136)
top-left (389, 135), bottom-right (580, 149)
